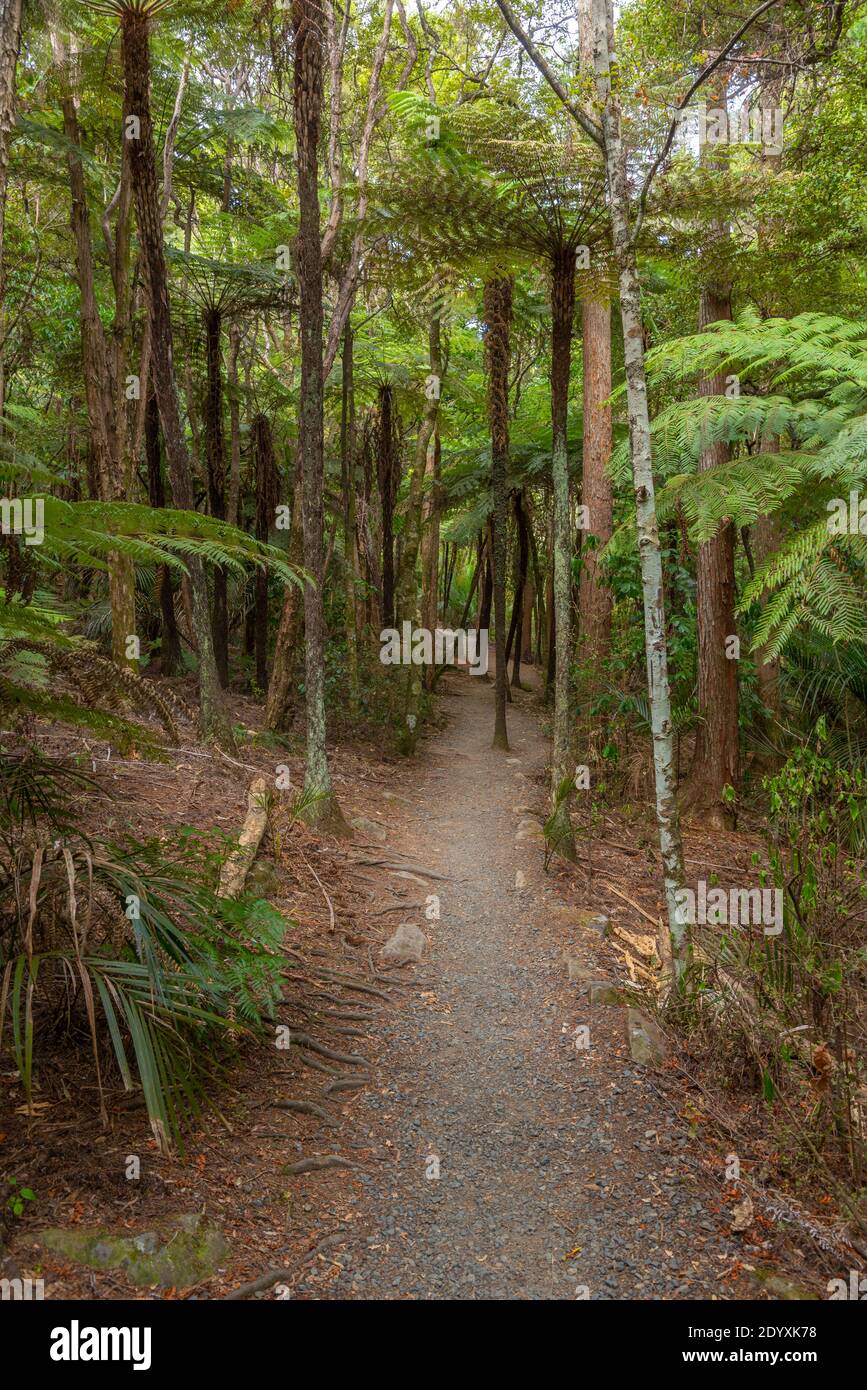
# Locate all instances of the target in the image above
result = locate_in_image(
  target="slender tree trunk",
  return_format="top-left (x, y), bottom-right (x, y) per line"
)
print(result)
top-left (376, 383), bottom-right (398, 629)
top-left (510, 488), bottom-right (529, 688)
top-left (484, 277), bottom-right (513, 749)
top-left (204, 307), bottom-right (230, 687)
top-left (51, 28), bottom-right (137, 670)
top-left (251, 414), bottom-right (276, 694)
top-left (577, 295), bottom-right (613, 667)
top-left (421, 431), bottom-right (441, 691)
top-left (576, 0), bottom-right (613, 686)
top-left (120, 10), bottom-right (226, 740)
top-left (684, 284), bottom-right (739, 826)
top-left (394, 315), bottom-right (442, 753)
top-left (591, 0), bottom-right (686, 979)
top-left (548, 247), bottom-right (577, 858)
top-left (265, 479), bottom-right (305, 728)
top-left (145, 390), bottom-right (181, 674)
top-left (0, 0), bottom-right (21, 293)
top-left (521, 575), bottom-right (535, 663)
top-left (291, 0), bottom-right (342, 824)
top-left (227, 325), bottom-right (242, 527)
top-left (340, 322), bottom-right (360, 709)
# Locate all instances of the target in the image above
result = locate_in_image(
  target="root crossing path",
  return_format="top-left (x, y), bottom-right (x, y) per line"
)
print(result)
top-left (302, 673), bottom-right (753, 1300)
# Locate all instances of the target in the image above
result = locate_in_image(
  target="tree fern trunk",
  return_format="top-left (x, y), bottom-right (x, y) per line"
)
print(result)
top-left (484, 277), bottom-right (513, 749)
top-left (204, 307), bottom-right (229, 688)
top-left (548, 247), bottom-right (577, 859)
top-left (121, 10), bottom-right (226, 741)
top-left (291, 0), bottom-right (342, 825)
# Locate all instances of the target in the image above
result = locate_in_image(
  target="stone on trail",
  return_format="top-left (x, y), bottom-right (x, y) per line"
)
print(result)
top-left (563, 956), bottom-right (593, 984)
top-left (381, 922), bottom-right (427, 964)
top-left (32, 1213), bottom-right (229, 1290)
top-left (549, 905), bottom-right (609, 933)
top-left (589, 981), bottom-right (624, 1006)
top-left (515, 870), bottom-right (527, 889)
top-left (627, 1008), bottom-right (667, 1066)
top-left (351, 815), bottom-right (387, 844)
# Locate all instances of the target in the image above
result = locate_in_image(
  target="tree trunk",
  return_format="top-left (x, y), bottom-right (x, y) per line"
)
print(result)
top-left (145, 390), bottom-right (181, 675)
top-left (591, 0), bottom-right (686, 981)
top-left (227, 325), bottom-right (242, 527)
top-left (577, 295), bottom-right (613, 667)
top-left (576, 0), bottom-right (613, 684)
top-left (483, 277), bottom-right (513, 749)
top-left (509, 488), bottom-right (529, 688)
top-left (0, 0), bottom-right (21, 287)
top-left (376, 383), bottom-right (398, 629)
top-left (420, 431), bottom-right (441, 691)
top-left (265, 480), bottom-right (305, 729)
top-left (120, 10), bottom-right (227, 740)
top-left (394, 315), bottom-right (442, 753)
top-left (684, 285), bottom-right (739, 827)
top-left (51, 27), bottom-right (137, 670)
top-left (252, 413), bottom-right (277, 694)
top-left (291, 0), bottom-right (342, 825)
top-left (340, 322), bottom-right (360, 709)
top-left (548, 246), bottom-right (577, 859)
top-left (204, 307), bottom-right (229, 687)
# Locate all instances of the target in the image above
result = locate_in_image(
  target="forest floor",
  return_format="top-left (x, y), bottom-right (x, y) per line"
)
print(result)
top-left (1, 665), bottom-right (845, 1300)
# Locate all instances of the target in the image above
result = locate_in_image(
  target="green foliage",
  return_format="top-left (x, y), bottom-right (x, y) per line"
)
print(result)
top-left (0, 748), bottom-right (289, 1151)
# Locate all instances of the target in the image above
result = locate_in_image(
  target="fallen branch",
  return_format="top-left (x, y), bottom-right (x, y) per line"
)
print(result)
top-left (218, 775), bottom-right (270, 899)
top-left (284, 1153), bottom-right (360, 1175)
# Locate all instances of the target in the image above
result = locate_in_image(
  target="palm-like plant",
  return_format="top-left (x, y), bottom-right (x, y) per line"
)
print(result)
top-left (635, 311), bottom-right (867, 658)
top-left (0, 747), bottom-right (287, 1151)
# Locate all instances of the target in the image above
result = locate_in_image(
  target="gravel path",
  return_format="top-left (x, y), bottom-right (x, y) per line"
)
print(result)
top-left (300, 674), bottom-right (749, 1300)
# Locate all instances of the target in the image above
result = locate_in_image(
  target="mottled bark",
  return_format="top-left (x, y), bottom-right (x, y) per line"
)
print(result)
top-left (291, 0), bottom-right (343, 824)
top-left (548, 248), bottom-right (577, 859)
top-left (252, 413), bottom-right (278, 694)
top-left (484, 277), bottom-right (513, 749)
top-left (395, 316), bottom-right (441, 753)
top-left (591, 0), bottom-right (686, 978)
top-left (340, 322), bottom-right (359, 708)
top-left (684, 285), bottom-right (739, 826)
top-left (145, 390), bottom-right (181, 675)
top-left (577, 295), bottom-right (613, 669)
top-left (121, 11), bottom-right (226, 740)
top-left (204, 307), bottom-right (229, 687)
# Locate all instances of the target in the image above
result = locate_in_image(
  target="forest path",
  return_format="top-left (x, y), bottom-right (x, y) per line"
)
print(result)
top-left (301, 670), bottom-right (751, 1300)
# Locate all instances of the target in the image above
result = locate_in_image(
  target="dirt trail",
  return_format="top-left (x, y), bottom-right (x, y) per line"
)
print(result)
top-left (295, 672), bottom-right (754, 1301)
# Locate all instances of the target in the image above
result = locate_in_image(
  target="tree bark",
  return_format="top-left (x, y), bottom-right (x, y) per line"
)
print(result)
top-left (548, 247), bottom-right (577, 859)
top-left (376, 382), bottom-right (399, 629)
top-left (577, 295), bottom-right (613, 668)
top-left (291, 0), bottom-right (342, 825)
top-left (590, 0), bottom-right (686, 979)
top-left (252, 413), bottom-right (277, 694)
top-left (51, 26), bottom-right (137, 671)
top-left (340, 322), bottom-right (360, 709)
top-left (145, 390), bottom-right (181, 675)
top-left (684, 284), bottom-right (739, 826)
top-left (204, 307), bottom-right (229, 687)
top-left (120, 10), bottom-right (226, 740)
top-left (484, 277), bottom-right (513, 749)
top-left (394, 315), bottom-right (442, 753)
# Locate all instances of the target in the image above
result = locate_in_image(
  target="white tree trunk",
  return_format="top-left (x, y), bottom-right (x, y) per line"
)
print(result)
top-left (591, 0), bottom-right (687, 979)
